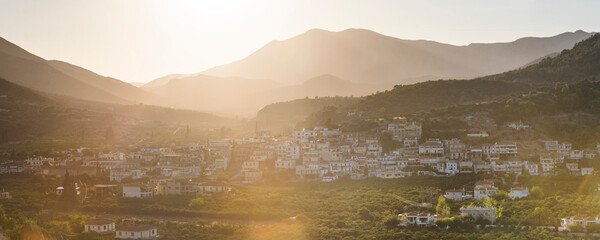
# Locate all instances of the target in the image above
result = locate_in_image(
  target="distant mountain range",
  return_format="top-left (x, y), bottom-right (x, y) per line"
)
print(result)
top-left (258, 33), bottom-right (600, 130)
top-left (201, 28), bottom-right (593, 84)
top-left (0, 29), bottom-right (594, 115)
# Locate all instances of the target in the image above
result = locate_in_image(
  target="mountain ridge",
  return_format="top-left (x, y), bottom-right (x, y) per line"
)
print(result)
top-left (201, 28), bottom-right (593, 84)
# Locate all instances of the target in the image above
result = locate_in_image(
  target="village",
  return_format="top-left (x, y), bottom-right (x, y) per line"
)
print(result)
top-left (1, 118), bottom-right (600, 238)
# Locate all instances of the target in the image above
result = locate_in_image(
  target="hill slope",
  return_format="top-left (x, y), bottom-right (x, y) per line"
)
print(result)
top-left (258, 33), bottom-right (600, 130)
top-left (0, 37), bottom-right (159, 105)
top-left (0, 78), bottom-right (222, 147)
top-left (203, 28), bottom-right (592, 84)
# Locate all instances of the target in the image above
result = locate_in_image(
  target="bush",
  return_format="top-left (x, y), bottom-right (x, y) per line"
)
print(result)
top-left (383, 215), bottom-right (400, 228)
top-left (530, 186), bottom-right (544, 200)
top-left (568, 223), bottom-right (584, 233)
top-left (188, 198), bottom-right (205, 209)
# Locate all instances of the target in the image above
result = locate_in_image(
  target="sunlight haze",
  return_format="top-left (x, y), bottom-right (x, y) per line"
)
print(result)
top-left (1, 0), bottom-right (599, 83)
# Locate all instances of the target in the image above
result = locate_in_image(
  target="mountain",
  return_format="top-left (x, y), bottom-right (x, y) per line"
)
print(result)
top-left (143, 73), bottom-right (204, 88)
top-left (245, 74), bottom-right (389, 109)
top-left (202, 28), bottom-right (593, 84)
top-left (258, 33), bottom-right (600, 130)
top-left (0, 37), bottom-right (159, 105)
top-left (0, 77), bottom-right (222, 146)
top-left (487, 33), bottom-right (600, 84)
top-left (129, 82), bottom-right (146, 87)
top-left (143, 74), bottom-right (281, 114)
top-left (146, 73), bottom-right (389, 115)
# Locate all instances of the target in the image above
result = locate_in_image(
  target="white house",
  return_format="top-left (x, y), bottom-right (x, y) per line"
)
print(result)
top-left (122, 185), bottom-right (154, 198)
top-left (460, 207), bottom-right (496, 224)
top-left (474, 186), bottom-right (498, 200)
top-left (445, 161), bottom-right (459, 175)
top-left (275, 159), bottom-right (296, 169)
top-left (582, 168), bottom-right (595, 176)
top-left (561, 216), bottom-right (600, 231)
top-left (509, 186), bottom-right (529, 199)
top-left (198, 182), bottom-right (228, 195)
top-left (419, 140), bottom-right (444, 156)
top-left (444, 189), bottom-right (472, 201)
top-left (398, 212), bottom-right (437, 226)
top-left (116, 225), bottom-right (157, 239)
top-left (540, 155), bottom-right (555, 173)
top-left (85, 219), bottom-right (115, 233)
top-left (474, 180), bottom-right (497, 200)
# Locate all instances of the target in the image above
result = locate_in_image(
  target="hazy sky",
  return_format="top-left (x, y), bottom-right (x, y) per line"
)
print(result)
top-left (1, 0), bottom-right (599, 83)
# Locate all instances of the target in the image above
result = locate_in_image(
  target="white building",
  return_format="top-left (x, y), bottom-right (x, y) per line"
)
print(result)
top-left (446, 161), bottom-right (459, 175)
top-left (460, 207), bottom-right (496, 224)
top-left (419, 140), bottom-right (444, 156)
top-left (540, 155), bottom-right (555, 173)
top-left (444, 189), bottom-right (472, 201)
top-left (122, 185), bottom-right (154, 198)
top-left (509, 186), bottom-right (529, 199)
top-left (388, 122), bottom-right (422, 142)
top-left (398, 212), bottom-right (437, 226)
top-left (582, 168), bottom-right (595, 176)
top-left (275, 159), bottom-right (296, 169)
top-left (561, 216), bottom-right (600, 231)
top-left (116, 225), bottom-right (158, 239)
top-left (85, 219), bottom-right (115, 233)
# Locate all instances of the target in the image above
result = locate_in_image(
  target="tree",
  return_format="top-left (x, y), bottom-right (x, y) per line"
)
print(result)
top-left (494, 190), bottom-right (510, 201)
top-left (483, 196), bottom-right (503, 220)
top-left (568, 223), bottom-right (584, 233)
top-left (530, 186), bottom-right (544, 200)
top-left (526, 207), bottom-right (555, 226)
top-left (216, 172), bottom-right (229, 182)
top-left (188, 198), bottom-right (205, 209)
top-left (357, 207), bottom-right (373, 221)
top-left (58, 171), bottom-right (78, 210)
top-left (436, 196), bottom-right (451, 215)
top-left (383, 215), bottom-right (399, 228)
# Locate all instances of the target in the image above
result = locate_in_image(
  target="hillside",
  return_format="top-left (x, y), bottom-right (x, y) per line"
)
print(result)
top-left (257, 96), bottom-right (361, 132)
top-left (486, 33), bottom-right (600, 84)
top-left (258, 33), bottom-right (600, 130)
top-left (203, 28), bottom-right (592, 84)
top-left (0, 78), bottom-right (223, 148)
top-left (0, 37), bottom-right (160, 105)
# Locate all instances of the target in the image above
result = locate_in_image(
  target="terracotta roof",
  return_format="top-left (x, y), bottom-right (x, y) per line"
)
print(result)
top-left (85, 219), bottom-right (114, 225)
top-left (118, 225), bottom-right (157, 232)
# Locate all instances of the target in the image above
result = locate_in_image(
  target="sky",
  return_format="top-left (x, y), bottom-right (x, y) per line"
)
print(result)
top-left (0, 0), bottom-right (599, 83)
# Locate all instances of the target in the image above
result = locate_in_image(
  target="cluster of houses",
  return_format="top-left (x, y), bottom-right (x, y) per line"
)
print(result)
top-left (1, 119), bottom-right (599, 201)
top-left (84, 219), bottom-right (157, 239)
top-left (444, 179), bottom-right (530, 202)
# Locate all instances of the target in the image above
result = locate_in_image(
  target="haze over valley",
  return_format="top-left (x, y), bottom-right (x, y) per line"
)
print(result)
top-left (0, 29), bottom-right (593, 115)
top-left (2, 1), bottom-right (600, 239)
